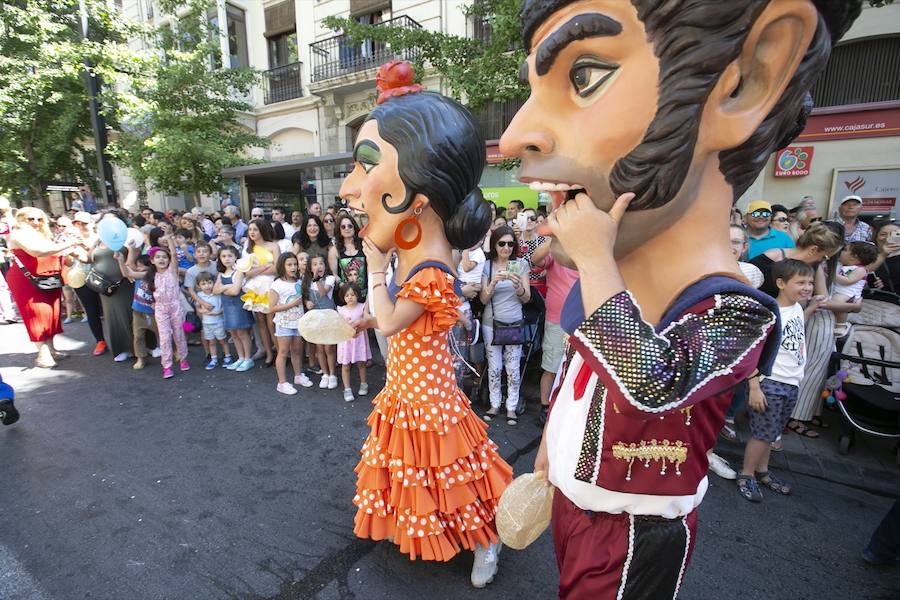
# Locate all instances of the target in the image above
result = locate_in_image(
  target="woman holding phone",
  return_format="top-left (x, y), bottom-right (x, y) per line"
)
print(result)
top-left (479, 225), bottom-right (531, 425)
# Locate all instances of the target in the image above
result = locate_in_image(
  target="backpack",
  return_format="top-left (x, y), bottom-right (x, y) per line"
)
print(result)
top-left (840, 325), bottom-right (900, 393)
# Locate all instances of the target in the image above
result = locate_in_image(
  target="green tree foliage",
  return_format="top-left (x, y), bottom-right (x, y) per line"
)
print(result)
top-left (322, 0), bottom-right (526, 111)
top-left (109, 0), bottom-right (268, 206)
top-left (0, 0), bottom-right (124, 209)
top-left (325, 0), bottom-right (892, 112)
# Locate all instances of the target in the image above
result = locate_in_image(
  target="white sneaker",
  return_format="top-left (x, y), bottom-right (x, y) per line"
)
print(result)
top-left (343, 388), bottom-right (354, 402)
top-left (276, 382), bottom-right (298, 395)
top-left (327, 374), bottom-right (338, 389)
top-left (294, 373), bottom-right (313, 388)
top-left (358, 382), bottom-right (369, 396)
top-left (151, 347), bottom-right (162, 358)
top-left (114, 352), bottom-right (133, 362)
top-left (471, 542), bottom-right (501, 588)
top-left (708, 452), bottom-right (737, 480)
top-left (319, 375), bottom-right (329, 389)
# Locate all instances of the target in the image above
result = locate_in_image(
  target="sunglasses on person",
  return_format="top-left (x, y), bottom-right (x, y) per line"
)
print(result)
top-left (496, 240), bottom-right (516, 248)
top-left (324, 218), bottom-right (335, 224)
top-left (527, 216), bottom-right (537, 222)
top-left (340, 223), bottom-right (355, 230)
top-left (749, 210), bottom-right (771, 218)
top-left (773, 217), bottom-right (789, 223)
top-left (809, 217), bottom-right (822, 223)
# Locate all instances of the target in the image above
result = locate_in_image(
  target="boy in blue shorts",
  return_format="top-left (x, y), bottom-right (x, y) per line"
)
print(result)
top-left (738, 259), bottom-right (820, 502)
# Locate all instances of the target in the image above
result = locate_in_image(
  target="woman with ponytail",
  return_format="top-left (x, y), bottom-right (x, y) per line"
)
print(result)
top-left (339, 61), bottom-right (511, 587)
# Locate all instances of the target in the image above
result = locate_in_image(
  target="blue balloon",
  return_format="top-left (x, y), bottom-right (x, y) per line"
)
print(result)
top-left (98, 216), bottom-right (127, 251)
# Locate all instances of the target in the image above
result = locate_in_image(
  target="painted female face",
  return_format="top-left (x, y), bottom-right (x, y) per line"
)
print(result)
top-left (496, 235), bottom-right (515, 258)
top-left (340, 120), bottom-right (411, 252)
top-left (306, 218), bottom-right (320, 238)
top-left (247, 223), bottom-right (260, 241)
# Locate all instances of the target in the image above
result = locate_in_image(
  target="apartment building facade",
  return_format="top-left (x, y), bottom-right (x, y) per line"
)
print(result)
top-left (114, 1), bottom-right (899, 220)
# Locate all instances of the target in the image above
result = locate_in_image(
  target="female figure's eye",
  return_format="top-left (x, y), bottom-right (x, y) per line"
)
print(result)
top-left (570, 60), bottom-right (618, 98)
top-left (354, 141), bottom-right (381, 174)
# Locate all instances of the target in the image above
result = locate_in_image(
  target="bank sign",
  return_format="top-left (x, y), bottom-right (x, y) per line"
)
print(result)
top-left (831, 167), bottom-right (900, 216)
top-left (774, 146), bottom-right (815, 177)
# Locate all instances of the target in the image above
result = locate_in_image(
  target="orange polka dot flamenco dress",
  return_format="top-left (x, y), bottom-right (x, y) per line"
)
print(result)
top-left (353, 265), bottom-right (513, 561)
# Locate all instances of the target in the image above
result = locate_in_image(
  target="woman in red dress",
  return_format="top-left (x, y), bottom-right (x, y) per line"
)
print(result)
top-left (6, 207), bottom-right (77, 368)
top-left (340, 62), bottom-right (512, 589)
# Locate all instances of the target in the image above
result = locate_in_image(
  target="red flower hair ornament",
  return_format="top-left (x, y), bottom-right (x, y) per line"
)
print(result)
top-left (375, 61), bottom-right (424, 105)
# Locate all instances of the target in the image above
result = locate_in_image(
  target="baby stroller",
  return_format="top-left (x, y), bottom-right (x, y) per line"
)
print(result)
top-left (833, 289), bottom-right (900, 466)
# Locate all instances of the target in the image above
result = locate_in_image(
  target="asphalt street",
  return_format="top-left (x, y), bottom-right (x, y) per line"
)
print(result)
top-left (1, 323), bottom-right (898, 600)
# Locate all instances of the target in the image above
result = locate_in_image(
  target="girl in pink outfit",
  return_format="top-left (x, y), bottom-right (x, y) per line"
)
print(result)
top-left (336, 282), bottom-right (370, 402)
top-left (145, 237), bottom-right (189, 378)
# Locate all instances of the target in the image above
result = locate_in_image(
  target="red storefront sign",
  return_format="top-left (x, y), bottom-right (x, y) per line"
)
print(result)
top-left (797, 101), bottom-right (900, 142)
top-left (774, 146), bottom-right (815, 177)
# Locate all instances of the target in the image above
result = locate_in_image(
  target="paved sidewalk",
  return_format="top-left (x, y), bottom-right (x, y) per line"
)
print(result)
top-left (714, 407), bottom-right (899, 498)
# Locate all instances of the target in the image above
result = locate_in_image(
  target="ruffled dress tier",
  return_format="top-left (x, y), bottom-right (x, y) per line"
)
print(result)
top-left (353, 266), bottom-right (512, 561)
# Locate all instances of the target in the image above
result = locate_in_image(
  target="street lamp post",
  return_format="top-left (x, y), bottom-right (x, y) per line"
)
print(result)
top-left (78, 0), bottom-right (118, 208)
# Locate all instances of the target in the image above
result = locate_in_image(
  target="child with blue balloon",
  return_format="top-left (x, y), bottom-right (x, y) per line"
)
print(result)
top-left (268, 252), bottom-right (312, 395)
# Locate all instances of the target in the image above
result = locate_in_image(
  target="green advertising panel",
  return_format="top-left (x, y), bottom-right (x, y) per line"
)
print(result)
top-left (479, 186), bottom-right (539, 209)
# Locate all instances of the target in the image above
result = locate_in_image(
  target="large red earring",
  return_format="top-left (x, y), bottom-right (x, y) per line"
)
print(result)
top-left (394, 206), bottom-right (422, 250)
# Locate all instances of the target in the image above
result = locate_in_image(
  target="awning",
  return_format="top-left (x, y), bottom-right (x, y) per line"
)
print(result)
top-left (222, 153), bottom-right (353, 190)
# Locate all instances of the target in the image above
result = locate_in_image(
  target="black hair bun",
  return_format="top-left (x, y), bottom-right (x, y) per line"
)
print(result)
top-left (444, 188), bottom-right (491, 250)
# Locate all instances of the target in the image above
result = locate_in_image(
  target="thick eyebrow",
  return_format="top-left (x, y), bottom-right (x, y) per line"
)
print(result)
top-left (352, 139), bottom-right (381, 163)
top-left (534, 13), bottom-right (623, 76)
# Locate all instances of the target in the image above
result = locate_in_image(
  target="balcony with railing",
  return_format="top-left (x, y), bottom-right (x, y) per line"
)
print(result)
top-left (263, 61), bottom-right (304, 105)
top-left (309, 15), bottom-right (422, 84)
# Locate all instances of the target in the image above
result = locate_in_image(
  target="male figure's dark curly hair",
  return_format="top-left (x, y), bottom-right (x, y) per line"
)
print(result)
top-left (520, 0), bottom-right (862, 207)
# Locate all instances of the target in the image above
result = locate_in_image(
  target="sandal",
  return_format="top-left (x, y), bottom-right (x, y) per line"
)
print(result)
top-left (770, 438), bottom-right (783, 452)
top-left (787, 420), bottom-right (820, 438)
top-left (810, 416), bottom-right (830, 429)
top-left (720, 420), bottom-right (737, 441)
top-left (736, 475), bottom-right (763, 502)
top-left (756, 471), bottom-right (792, 495)
top-left (506, 413), bottom-right (518, 426)
top-left (483, 408), bottom-right (499, 422)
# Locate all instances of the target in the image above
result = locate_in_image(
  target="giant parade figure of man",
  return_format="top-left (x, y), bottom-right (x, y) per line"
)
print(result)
top-left (499, 1), bottom-right (862, 598)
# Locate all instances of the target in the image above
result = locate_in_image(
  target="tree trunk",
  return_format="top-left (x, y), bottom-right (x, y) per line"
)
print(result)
top-left (22, 136), bottom-right (49, 212)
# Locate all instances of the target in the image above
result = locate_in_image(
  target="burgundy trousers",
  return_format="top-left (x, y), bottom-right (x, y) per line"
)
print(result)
top-left (551, 492), bottom-right (698, 600)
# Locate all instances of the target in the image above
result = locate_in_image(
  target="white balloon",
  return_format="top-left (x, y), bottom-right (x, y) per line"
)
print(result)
top-left (125, 227), bottom-right (144, 249)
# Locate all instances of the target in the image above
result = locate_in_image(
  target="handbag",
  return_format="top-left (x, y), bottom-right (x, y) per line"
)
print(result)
top-left (488, 261), bottom-right (525, 346)
top-left (85, 269), bottom-right (122, 296)
top-left (11, 252), bottom-right (63, 291)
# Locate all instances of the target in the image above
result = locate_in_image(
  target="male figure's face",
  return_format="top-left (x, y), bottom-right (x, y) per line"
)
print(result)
top-left (251, 208), bottom-right (264, 220)
top-left (506, 203), bottom-right (520, 220)
top-left (500, 1), bottom-right (662, 258)
top-left (839, 201), bottom-right (861, 221)
top-left (291, 211), bottom-right (302, 226)
top-left (141, 209), bottom-right (152, 220)
top-left (308, 202), bottom-right (321, 217)
top-left (272, 208), bottom-right (284, 222)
